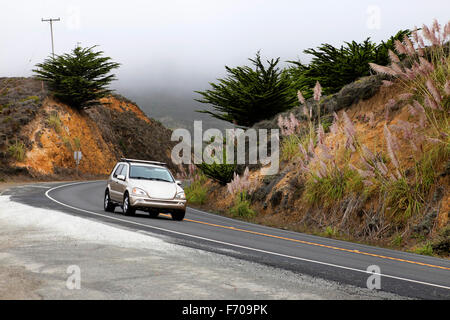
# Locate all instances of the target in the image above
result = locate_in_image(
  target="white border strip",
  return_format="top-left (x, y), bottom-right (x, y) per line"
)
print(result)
top-left (44, 181), bottom-right (450, 291)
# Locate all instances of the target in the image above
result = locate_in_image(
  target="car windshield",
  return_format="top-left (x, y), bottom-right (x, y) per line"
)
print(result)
top-left (129, 165), bottom-right (174, 183)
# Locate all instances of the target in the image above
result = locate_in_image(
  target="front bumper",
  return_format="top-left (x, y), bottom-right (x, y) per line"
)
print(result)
top-left (129, 195), bottom-right (186, 211)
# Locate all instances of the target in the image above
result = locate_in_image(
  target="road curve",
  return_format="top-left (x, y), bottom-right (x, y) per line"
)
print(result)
top-left (17, 180), bottom-right (450, 299)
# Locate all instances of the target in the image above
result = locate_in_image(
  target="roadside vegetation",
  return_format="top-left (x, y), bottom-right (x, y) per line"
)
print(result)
top-left (194, 19), bottom-right (450, 256)
top-left (33, 46), bottom-right (120, 110)
top-left (179, 164), bottom-right (209, 205)
top-left (7, 140), bottom-right (26, 162)
top-left (227, 168), bottom-right (257, 219)
top-left (196, 52), bottom-right (296, 127)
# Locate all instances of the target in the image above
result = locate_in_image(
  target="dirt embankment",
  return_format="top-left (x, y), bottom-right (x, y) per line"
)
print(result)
top-left (0, 77), bottom-right (177, 181)
top-left (194, 76), bottom-right (450, 256)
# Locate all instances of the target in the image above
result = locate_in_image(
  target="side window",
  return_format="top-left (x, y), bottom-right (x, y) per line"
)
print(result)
top-left (113, 164), bottom-right (124, 178)
top-left (120, 164), bottom-right (129, 178)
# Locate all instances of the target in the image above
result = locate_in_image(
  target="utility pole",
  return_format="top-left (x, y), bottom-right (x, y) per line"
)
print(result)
top-left (41, 18), bottom-right (60, 58)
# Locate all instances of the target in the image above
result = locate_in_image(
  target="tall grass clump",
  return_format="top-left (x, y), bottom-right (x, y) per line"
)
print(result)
top-left (227, 167), bottom-right (257, 218)
top-left (73, 137), bottom-right (81, 150)
top-left (305, 165), bottom-right (363, 206)
top-left (181, 164), bottom-right (209, 205)
top-left (229, 191), bottom-right (255, 218)
top-left (197, 145), bottom-right (237, 185)
top-left (62, 136), bottom-right (72, 150)
top-left (286, 82), bottom-right (366, 207)
top-left (8, 140), bottom-right (26, 162)
top-left (47, 112), bottom-right (62, 134)
top-left (278, 112), bottom-right (302, 161)
top-left (365, 19), bottom-right (450, 221)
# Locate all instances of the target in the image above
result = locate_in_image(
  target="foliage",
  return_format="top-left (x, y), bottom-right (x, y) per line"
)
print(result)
top-left (197, 147), bottom-right (237, 185)
top-left (280, 134), bottom-right (302, 161)
top-left (62, 136), bottom-right (72, 150)
top-left (367, 19), bottom-right (450, 222)
top-left (229, 191), bottom-right (255, 218)
top-left (325, 226), bottom-right (338, 237)
top-left (198, 161), bottom-right (236, 185)
top-left (33, 46), bottom-right (120, 110)
top-left (73, 137), bottom-right (81, 150)
top-left (226, 166), bottom-right (256, 195)
top-left (414, 243), bottom-right (434, 256)
top-left (47, 112), bottom-right (62, 133)
top-left (287, 30), bottom-right (411, 99)
top-left (8, 140), bottom-right (26, 162)
top-left (304, 165), bottom-right (363, 206)
top-left (382, 178), bottom-right (423, 221)
top-left (185, 174), bottom-right (209, 205)
top-left (195, 52), bottom-right (297, 126)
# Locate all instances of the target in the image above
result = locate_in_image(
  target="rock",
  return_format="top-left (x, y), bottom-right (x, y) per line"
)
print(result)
top-left (270, 190), bottom-right (283, 207)
top-left (432, 227), bottom-right (450, 256)
top-left (252, 74), bottom-right (386, 131)
top-left (413, 210), bottom-right (438, 235)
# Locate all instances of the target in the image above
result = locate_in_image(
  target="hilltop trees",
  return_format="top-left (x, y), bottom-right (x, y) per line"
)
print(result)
top-left (33, 46), bottom-right (120, 110)
top-left (287, 30), bottom-right (411, 99)
top-left (195, 52), bottom-right (297, 127)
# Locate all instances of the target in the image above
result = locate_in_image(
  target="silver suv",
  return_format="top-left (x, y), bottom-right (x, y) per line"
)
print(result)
top-left (104, 158), bottom-right (186, 221)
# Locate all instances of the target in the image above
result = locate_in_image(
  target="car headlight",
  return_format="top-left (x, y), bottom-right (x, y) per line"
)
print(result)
top-left (175, 192), bottom-right (185, 200)
top-left (132, 187), bottom-right (148, 197)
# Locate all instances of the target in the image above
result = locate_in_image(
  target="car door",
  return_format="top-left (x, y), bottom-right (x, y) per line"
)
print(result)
top-left (110, 164), bottom-right (124, 201)
top-left (116, 163), bottom-right (129, 200)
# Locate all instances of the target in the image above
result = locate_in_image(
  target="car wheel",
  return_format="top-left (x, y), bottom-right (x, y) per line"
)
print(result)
top-left (122, 193), bottom-right (136, 216)
top-left (148, 211), bottom-right (159, 218)
top-left (104, 190), bottom-right (115, 212)
top-left (171, 210), bottom-right (185, 221)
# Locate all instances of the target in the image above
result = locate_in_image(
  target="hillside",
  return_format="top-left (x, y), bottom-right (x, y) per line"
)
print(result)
top-left (0, 77), bottom-right (178, 180)
top-left (188, 75), bottom-right (450, 256)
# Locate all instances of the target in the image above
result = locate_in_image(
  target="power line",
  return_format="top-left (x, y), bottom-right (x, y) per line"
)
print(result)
top-left (41, 17), bottom-right (60, 58)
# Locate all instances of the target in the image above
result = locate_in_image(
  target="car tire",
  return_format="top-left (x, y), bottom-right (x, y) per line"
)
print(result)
top-left (104, 190), bottom-right (115, 212)
top-left (122, 193), bottom-right (136, 216)
top-left (148, 211), bottom-right (159, 218)
top-left (171, 210), bottom-right (185, 221)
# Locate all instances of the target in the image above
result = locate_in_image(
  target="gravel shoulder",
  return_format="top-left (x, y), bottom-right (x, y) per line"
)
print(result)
top-left (0, 187), bottom-right (408, 300)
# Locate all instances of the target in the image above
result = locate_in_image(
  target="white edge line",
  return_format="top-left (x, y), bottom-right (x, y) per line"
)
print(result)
top-left (43, 181), bottom-right (450, 292)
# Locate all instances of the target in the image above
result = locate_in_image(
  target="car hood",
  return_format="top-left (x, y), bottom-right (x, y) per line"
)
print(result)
top-left (130, 180), bottom-right (180, 199)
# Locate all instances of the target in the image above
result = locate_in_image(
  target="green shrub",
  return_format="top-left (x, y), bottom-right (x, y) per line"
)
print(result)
top-left (197, 149), bottom-right (237, 185)
top-left (229, 191), bottom-right (255, 218)
top-left (383, 178), bottom-right (423, 222)
top-left (280, 135), bottom-right (302, 162)
top-left (185, 175), bottom-right (208, 205)
top-left (287, 30), bottom-right (411, 99)
top-left (325, 226), bottom-right (338, 237)
top-left (47, 112), bottom-right (62, 133)
top-left (62, 136), bottom-right (72, 150)
top-left (33, 46), bottom-right (120, 110)
top-left (73, 137), bottom-right (81, 150)
top-left (198, 161), bottom-right (236, 185)
top-left (196, 52), bottom-right (297, 126)
top-left (414, 243), bottom-right (433, 256)
top-left (8, 140), bottom-right (26, 161)
top-left (391, 234), bottom-right (403, 246)
top-left (305, 165), bottom-right (363, 206)
top-left (20, 96), bottom-right (40, 104)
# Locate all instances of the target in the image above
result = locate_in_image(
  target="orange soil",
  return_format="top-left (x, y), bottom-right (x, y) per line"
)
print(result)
top-left (201, 83), bottom-right (449, 239)
top-left (99, 96), bottom-right (151, 123)
top-left (15, 96), bottom-right (148, 176)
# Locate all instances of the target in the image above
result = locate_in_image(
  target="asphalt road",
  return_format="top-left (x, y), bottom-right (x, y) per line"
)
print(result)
top-left (8, 180), bottom-right (450, 299)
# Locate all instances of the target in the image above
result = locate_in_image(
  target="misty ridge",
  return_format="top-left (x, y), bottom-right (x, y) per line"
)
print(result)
top-left (116, 83), bottom-right (234, 132)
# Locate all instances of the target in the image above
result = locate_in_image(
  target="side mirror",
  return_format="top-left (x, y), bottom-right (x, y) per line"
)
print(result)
top-left (117, 174), bottom-right (126, 181)
top-left (175, 180), bottom-right (182, 186)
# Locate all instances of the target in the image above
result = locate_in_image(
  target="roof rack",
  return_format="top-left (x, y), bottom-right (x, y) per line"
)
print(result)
top-left (120, 158), bottom-right (166, 166)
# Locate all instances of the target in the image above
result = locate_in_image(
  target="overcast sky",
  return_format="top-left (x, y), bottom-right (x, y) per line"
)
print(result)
top-left (1, 0), bottom-right (449, 126)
